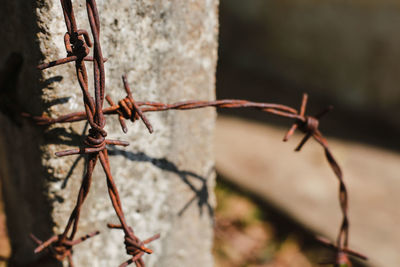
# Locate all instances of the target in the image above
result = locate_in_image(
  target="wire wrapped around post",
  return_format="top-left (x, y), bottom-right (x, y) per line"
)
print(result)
top-left (31, 1), bottom-right (159, 266)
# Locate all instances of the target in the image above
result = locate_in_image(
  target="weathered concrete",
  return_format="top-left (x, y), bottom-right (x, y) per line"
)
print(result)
top-left (0, 1), bottom-right (218, 266)
top-left (216, 116), bottom-right (400, 267)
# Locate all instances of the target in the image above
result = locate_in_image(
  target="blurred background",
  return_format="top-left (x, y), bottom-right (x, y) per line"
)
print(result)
top-left (217, 0), bottom-right (400, 147)
top-left (213, 1), bottom-right (400, 267)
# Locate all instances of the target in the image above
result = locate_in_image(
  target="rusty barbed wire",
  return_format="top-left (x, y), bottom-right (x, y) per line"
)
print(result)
top-left (281, 94), bottom-right (368, 266)
top-left (29, 90), bottom-right (367, 266)
top-left (28, 0), bottom-right (367, 266)
top-left (31, 1), bottom-right (159, 267)
top-left (30, 231), bottom-right (100, 266)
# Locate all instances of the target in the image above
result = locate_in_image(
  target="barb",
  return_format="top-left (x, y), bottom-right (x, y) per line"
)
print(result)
top-left (108, 224), bottom-right (160, 267)
top-left (30, 231), bottom-right (100, 266)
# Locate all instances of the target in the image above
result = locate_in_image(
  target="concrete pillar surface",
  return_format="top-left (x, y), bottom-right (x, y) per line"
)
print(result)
top-left (0, 1), bottom-right (218, 266)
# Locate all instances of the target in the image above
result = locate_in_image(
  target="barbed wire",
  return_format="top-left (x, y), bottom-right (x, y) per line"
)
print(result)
top-left (28, 0), bottom-right (367, 266)
top-left (30, 1), bottom-right (159, 267)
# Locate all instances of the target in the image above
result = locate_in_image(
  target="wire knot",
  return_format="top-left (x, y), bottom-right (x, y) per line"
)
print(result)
top-left (64, 30), bottom-right (92, 59)
top-left (118, 97), bottom-right (140, 122)
top-left (51, 241), bottom-right (72, 261)
top-left (31, 231), bottom-right (100, 265)
top-left (300, 116), bottom-right (319, 135)
top-left (105, 75), bottom-right (154, 134)
top-left (84, 127), bottom-right (107, 149)
top-left (316, 236), bottom-right (367, 265)
top-left (123, 227), bottom-right (153, 256)
top-left (283, 94), bottom-right (333, 151)
top-left (108, 224), bottom-right (160, 267)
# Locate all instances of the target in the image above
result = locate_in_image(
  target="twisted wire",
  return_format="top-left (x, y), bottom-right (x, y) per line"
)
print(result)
top-left (31, 1), bottom-right (158, 266)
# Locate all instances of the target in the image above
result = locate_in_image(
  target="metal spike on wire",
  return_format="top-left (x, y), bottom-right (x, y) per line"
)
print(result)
top-left (28, 0), bottom-right (367, 266)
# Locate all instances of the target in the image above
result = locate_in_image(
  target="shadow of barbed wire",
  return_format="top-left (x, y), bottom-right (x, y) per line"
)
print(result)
top-left (59, 122), bottom-right (89, 189)
top-left (31, 121), bottom-right (89, 189)
top-left (43, 75), bottom-right (63, 86)
top-left (108, 148), bottom-right (214, 218)
top-left (42, 127), bottom-right (83, 146)
top-left (42, 97), bottom-right (70, 111)
top-left (39, 121), bottom-right (214, 217)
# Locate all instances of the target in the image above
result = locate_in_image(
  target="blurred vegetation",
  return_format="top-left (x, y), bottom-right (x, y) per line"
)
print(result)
top-left (213, 178), bottom-right (368, 267)
top-left (214, 178), bottom-right (323, 267)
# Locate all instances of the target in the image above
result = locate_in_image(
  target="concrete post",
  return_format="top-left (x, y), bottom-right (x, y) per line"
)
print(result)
top-left (0, 1), bottom-right (218, 266)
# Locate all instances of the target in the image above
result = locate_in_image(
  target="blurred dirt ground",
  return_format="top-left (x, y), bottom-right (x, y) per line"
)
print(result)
top-left (215, 116), bottom-right (400, 267)
top-left (214, 180), bottom-right (325, 267)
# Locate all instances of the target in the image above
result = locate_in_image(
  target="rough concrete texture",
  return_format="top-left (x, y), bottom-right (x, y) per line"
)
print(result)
top-left (1, 1), bottom-right (218, 266)
top-left (216, 116), bottom-right (400, 267)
